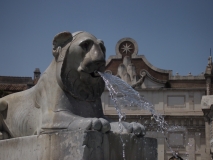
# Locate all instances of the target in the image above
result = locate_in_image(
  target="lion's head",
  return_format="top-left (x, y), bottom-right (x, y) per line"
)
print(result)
top-left (52, 31), bottom-right (106, 101)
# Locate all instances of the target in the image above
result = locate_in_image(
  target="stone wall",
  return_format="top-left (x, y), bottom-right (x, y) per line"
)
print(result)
top-left (0, 130), bottom-right (157, 160)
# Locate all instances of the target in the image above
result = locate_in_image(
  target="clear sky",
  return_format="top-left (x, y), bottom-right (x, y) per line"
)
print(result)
top-left (0, 1), bottom-right (213, 77)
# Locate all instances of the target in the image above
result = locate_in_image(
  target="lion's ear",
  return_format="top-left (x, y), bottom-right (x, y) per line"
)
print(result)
top-left (52, 32), bottom-right (73, 58)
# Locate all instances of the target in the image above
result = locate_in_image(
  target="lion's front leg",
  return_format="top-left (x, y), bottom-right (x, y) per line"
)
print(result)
top-left (0, 131), bottom-right (9, 140)
top-left (110, 122), bottom-right (146, 136)
top-left (41, 111), bottom-right (111, 134)
top-left (68, 117), bottom-right (111, 133)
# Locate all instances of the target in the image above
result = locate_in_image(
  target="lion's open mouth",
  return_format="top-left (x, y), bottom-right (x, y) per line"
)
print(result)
top-left (79, 70), bottom-right (101, 79)
top-left (90, 71), bottom-right (101, 77)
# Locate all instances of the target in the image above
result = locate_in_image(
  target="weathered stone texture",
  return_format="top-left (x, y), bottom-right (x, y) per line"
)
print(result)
top-left (170, 80), bottom-right (206, 88)
top-left (0, 130), bottom-right (157, 160)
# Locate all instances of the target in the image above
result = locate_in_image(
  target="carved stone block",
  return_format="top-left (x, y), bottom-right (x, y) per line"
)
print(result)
top-left (0, 130), bottom-right (157, 160)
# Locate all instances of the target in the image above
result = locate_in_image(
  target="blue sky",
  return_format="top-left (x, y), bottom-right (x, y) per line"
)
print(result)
top-left (0, 1), bottom-right (213, 77)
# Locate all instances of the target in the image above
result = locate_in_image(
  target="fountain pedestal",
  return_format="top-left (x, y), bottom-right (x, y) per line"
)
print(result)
top-left (0, 130), bottom-right (157, 160)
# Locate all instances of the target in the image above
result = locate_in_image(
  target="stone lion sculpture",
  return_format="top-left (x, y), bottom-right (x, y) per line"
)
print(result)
top-left (0, 31), bottom-right (145, 139)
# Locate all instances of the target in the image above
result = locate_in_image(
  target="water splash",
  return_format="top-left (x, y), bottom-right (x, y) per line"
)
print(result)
top-left (99, 72), bottom-right (179, 158)
top-left (99, 72), bottom-right (167, 130)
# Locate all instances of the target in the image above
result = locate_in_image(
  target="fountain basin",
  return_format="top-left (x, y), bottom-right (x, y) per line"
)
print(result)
top-left (0, 130), bottom-right (157, 160)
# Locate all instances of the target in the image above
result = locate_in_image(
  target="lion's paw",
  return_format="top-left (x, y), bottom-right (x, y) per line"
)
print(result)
top-left (68, 118), bottom-right (110, 133)
top-left (0, 131), bottom-right (9, 140)
top-left (110, 122), bottom-right (146, 136)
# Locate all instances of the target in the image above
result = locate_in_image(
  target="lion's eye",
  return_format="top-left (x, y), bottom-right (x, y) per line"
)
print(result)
top-left (80, 40), bottom-right (93, 52)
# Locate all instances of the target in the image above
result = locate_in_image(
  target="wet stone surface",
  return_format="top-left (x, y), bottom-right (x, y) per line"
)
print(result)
top-left (0, 130), bottom-right (157, 160)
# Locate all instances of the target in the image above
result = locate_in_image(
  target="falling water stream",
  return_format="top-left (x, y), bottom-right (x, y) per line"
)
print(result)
top-left (99, 72), bottom-right (179, 159)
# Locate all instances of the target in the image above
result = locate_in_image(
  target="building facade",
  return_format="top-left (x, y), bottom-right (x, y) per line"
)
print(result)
top-left (0, 38), bottom-right (212, 159)
top-left (0, 68), bottom-right (41, 98)
top-left (101, 38), bottom-right (211, 160)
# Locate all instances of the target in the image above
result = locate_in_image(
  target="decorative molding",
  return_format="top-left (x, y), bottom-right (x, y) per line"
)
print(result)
top-left (135, 55), bottom-right (173, 77)
top-left (140, 69), bottom-right (167, 84)
top-left (115, 37), bottom-right (138, 57)
top-left (170, 75), bottom-right (205, 80)
top-left (201, 95), bottom-right (213, 122)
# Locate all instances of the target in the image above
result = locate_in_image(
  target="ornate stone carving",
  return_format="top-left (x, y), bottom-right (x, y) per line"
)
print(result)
top-left (201, 95), bottom-right (213, 122)
top-left (116, 56), bottom-right (146, 88)
top-left (115, 38), bottom-right (138, 57)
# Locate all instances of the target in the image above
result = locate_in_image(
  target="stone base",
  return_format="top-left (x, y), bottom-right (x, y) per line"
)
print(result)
top-left (0, 130), bottom-right (157, 160)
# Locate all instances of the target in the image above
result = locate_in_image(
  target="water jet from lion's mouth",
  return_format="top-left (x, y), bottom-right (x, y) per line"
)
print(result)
top-left (99, 72), bottom-right (180, 159)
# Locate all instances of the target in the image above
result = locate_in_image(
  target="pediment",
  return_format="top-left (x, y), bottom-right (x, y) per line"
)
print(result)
top-left (105, 38), bottom-right (172, 89)
top-left (142, 73), bottom-right (165, 89)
